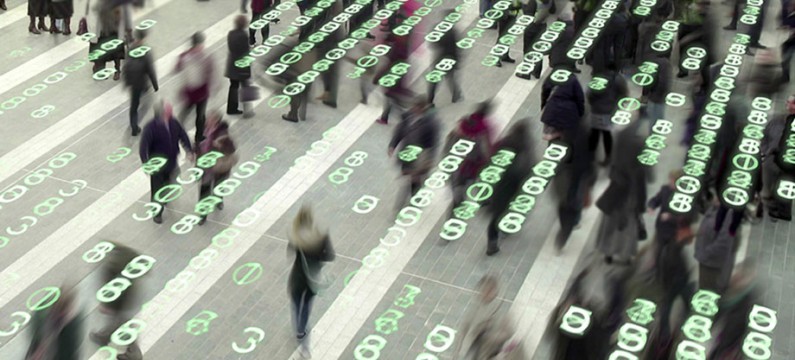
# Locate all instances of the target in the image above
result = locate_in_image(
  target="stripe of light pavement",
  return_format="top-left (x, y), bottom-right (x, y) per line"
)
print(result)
top-left (0, 12), bottom-right (238, 189)
top-left (0, 0), bottom-right (185, 97)
top-left (0, 4), bottom-right (26, 30)
top-left (79, 26), bottom-right (442, 359)
top-left (509, 177), bottom-right (609, 360)
top-left (291, 73), bottom-right (549, 359)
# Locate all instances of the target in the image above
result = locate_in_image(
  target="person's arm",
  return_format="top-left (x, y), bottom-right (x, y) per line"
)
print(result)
top-left (139, 126), bottom-right (151, 163)
top-left (573, 80), bottom-right (585, 117)
top-left (147, 54), bottom-right (159, 91)
top-left (176, 121), bottom-right (193, 153)
top-left (647, 185), bottom-right (665, 209)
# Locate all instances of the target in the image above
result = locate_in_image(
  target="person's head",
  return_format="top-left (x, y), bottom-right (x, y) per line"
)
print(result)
top-left (787, 95), bottom-right (795, 114)
top-left (191, 31), bottom-right (205, 49)
top-left (477, 275), bottom-right (499, 303)
top-left (154, 101), bottom-right (173, 123)
top-left (290, 205), bottom-right (324, 251)
top-left (234, 15), bottom-right (248, 30)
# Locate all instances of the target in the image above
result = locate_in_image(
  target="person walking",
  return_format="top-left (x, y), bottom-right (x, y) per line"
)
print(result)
top-left (484, 122), bottom-right (534, 255)
top-left (26, 290), bottom-right (82, 360)
top-left (388, 98), bottom-right (440, 203)
top-left (456, 275), bottom-right (521, 359)
top-left (428, 10), bottom-right (462, 106)
top-left (447, 102), bottom-right (495, 211)
top-left (226, 15), bottom-right (252, 116)
top-left (694, 203), bottom-right (741, 294)
top-left (123, 29), bottom-right (159, 137)
top-left (376, 31), bottom-right (413, 124)
top-left (287, 205), bottom-right (335, 359)
top-left (139, 102), bottom-right (194, 224)
top-left (175, 32), bottom-right (215, 145)
top-left (594, 126), bottom-right (649, 264)
top-left (90, 0), bottom-right (130, 80)
top-left (587, 64), bottom-right (627, 166)
top-left (197, 112), bottom-right (237, 225)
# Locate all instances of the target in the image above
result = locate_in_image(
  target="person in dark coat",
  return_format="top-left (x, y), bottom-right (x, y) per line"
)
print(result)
top-left (376, 32), bottom-right (413, 125)
top-left (428, 10), bottom-right (462, 105)
top-left (518, 0), bottom-right (547, 80)
top-left (388, 98), bottom-right (441, 201)
top-left (587, 65), bottom-right (627, 165)
top-left (90, 0), bottom-right (130, 80)
top-left (26, 289), bottom-right (82, 360)
top-left (226, 15), bottom-right (252, 116)
top-left (594, 125), bottom-right (649, 263)
top-left (48, 0), bottom-right (74, 34)
top-left (495, 0), bottom-right (521, 66)
top-left (485, 121), bottom-right (534, 255)
top-left (281, 47), bottom-right (317, 122)
top-left (28, 0), bottom-right (50, 34)
top-left (761, 98), bottom-right (795, 221)
top-left (175, 32), bottom-right (215, 144)
top-left (287, 205), bottom-right (335, 359)
top-left (641, 54), bottom-right (671, 132)
top-left (540, 71), bottom-right (585, 139)
top-left (694, 203), bottom-right (741, 294)
top-left (315, 16), bottom-right (343, 109)
top-left (549, 11), bottom-right (577, 72)
top-left (139, 102), bottom-right (194, 224)
top-left (123, 29), bottom-right (159, 137)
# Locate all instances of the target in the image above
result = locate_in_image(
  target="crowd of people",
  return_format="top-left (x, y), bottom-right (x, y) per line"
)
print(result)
top-left (14, 0), bottom-right (795, 358)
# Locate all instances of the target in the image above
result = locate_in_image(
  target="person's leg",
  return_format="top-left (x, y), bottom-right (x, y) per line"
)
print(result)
top-left (150, 171), bottom-right (168, 219)
top-left (588, 128), bottom-right (600, 153)
top-left (195, 100), bottom-right (207, 144)
top-left (487, 214), bottom-right (500, 254)
top-left (129, 89), bottom-right (142, 134)
top-left (726, 0), bottom-right (740, 29)
top-left (448, 68), bottom-right (462, 102)
top-left (249, 12), bottom-right (259, 45)
top-left (427, 80), bottom-right (437, 104)
top-left (297, 290), bottom-right (314, 336)
top-left (782, 44), bottom-right (794, 82)
top-left (714, 205), bottom-right (729, 232)
top-left (727, 208), bottom-right (744, 236)
top-left (38, 16), bottom-right (48, 31)
top-left (29, 16), bottom-right (41, 34)
top-left (227, 79), bottom-right (241, 114)
top-left (603, 130), bottom-right (613, 161)
top-left (298, 84), bottom-right (309, 120)
top-left (378, 97), bottom-right (392, 123)
top-left (63, 17), bottom-right (71, 35)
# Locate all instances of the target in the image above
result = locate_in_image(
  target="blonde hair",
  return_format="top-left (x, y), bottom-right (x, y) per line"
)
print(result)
top-left (290, 205), bottom-right (324, 251)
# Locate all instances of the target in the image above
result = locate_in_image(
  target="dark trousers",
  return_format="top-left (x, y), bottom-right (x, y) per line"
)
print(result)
top-left (180, 100), bottom-right (207, 145)
top-left (380, 95), bottom-right (400, 123)
top-left (677, 24), bottom-right (700, 75)
top-left (727, 0), bottom-right (741, 28)
top-left (658, 279), bottom-right (695, 338)
top-left (150, 169), bottom-right (173, 217)
top-left (199, 171), bottom-right (229, 218)
top-left (714, 205), bottom-right (743, 236)
top-left (588, 129), bottom-right (612, 160)
top-left (427, 68), bottom-right (461, 103)
top-left (781, 34), bottom-right (795, 81)
top-left (249, 11), bottom-right (269, 44)
top-left (698, 264), bottom-right (725, 293)
top-left (487, 213), bottom-right (500, 250)
top-left (321, 64), bottom-right (339, 103)
top-left (129, 88), bottom-right (145, 130)
top-left (227, 79), bottom-right (242, 113)
top-left (287, 83), bottom-right (310, 120)
top-left (290, 287), bottom-right (314, 336)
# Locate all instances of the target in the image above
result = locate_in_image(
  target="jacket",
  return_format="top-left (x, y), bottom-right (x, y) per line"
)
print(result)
top-left (139, 117), bottom-right (193, 174)
top-left (587, 71), bottom-right (627, 115)
top-left (288, 229), bottom-right (335, 295)
top-left (389, 109), bottom-right (441, 173)
top-left (225, 29), bottom-right (252, 81)
top-left (694, 207), bottom-right (739, 269)
top-left (541, 75), bottom-right (585, 130)
top-left (176, 47), bottom-right (214, 104)
top-left (123, 49), bottom-right (158, 92)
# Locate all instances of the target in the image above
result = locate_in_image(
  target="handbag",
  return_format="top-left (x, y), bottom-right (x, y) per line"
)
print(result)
top-left (239, 84), bottom-right (260, 102)
top-left (76, 0), bottom-right (90, 35)
top-left (298, 248), bottom-right (331, 293)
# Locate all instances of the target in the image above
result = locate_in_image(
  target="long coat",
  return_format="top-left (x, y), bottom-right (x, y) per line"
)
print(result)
top-left (541, 75), bottom-right (585, 131)
top-left (389, 110), bottom-right (440, 175)
top-left (225, 29), bottom-right (252, 81)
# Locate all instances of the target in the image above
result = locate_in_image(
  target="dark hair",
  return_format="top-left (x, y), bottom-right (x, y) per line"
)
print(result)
top-left (192, 31), bottom-right (205, 46)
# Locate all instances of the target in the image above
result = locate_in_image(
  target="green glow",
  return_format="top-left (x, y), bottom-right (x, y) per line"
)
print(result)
top-left (107, 147), bottom-right (132, 163)
top-left (559, 305), bottom-right (592, 336)
top-left (212, 228), bottom-right (240, 248)
top-left (83, 241), bottom-right (116, 263)
top-left (329, 167), bottom-right (353, 184)
top-left (129, 46), bottom-right (151, 59)
top-left (26, 286), bottom-right (61, 312)
top-left (398, 145), bottom-right (422, 162)
top-left (33, 197), bottom-right (64, 216)
top-left (394, 284), bottom-right (421, 308)
top-left (185, 310), bottom-right (218, 336)
top-left (135, 19), bottom-right (157, 30)
top-left (625, 298), bottom-right (656, 326)
top-left (343, 270), bottom-right (358, 287)
top-left (97, 277), bottom-right (132, 303)
top-left (354, 334), bottom-right (387, 360)
top-left (154, 184), bottom-right (183, 204)
top-left (374, 309), bottom-right (404, 335)
top-left (142, 157), bottom-right (167, 175)
top-left (111, 318), bottom-right (146, 346)
top-left (589, 77), bottom-right (608, 90)
top-left (0, 311), bottom-right (31, 337)
top-left (232, 262), bottom-right (264, 286)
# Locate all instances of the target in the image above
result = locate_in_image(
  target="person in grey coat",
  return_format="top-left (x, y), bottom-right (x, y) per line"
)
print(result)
top-left (225, 15), bottom-right (252, 115)
top-left (123, 29), bottom-right (158, 136)
top-left (594, 124), bottom-right (649, 263)
top-left (694, 203), bottom-right (741, 294)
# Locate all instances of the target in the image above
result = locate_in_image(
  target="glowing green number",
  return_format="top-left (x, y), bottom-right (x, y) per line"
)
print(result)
top-left (100, 39), bottom-right (124, 51)
top-left (235, 56), bottom-right (256, 69)
top-left (612, 110), bottom-right (633, 125)
top-left (626, 298), bottom-right (657, 326)
top-left (379, 74), bottom-right (400, 88)
top-left (632, 73), bottom-right (654, 86)
top-left (268, 94), bottom-right (292, 109)
top-left (357, 55), bottom-right (379, 68)
top-left (509, 194), bottom-right (535, 213)
top-left (142, 157), bottom-right (167, 175)
top-left (498, 212), bottom-right (526, 233)
top-left (129, 46), bottom-right (151, 58)
top-left (97, 277), bottom-right (132, 303)
top-left (83, 241), bottom-right (115, 263)
top-left (212, 228), bottom-right (240, 248)
top-left (33, 197), bottom-right (64, 216)
top-left (457, 38), bottom-right (475, 49)
top-left (93, 68), bottom-right (116, 81)
top-left (135, 19), bottom-right (157, 30)
top-left (637, 149), bottom-right (660, 166)
top-left (232, 262), bottom-right (263, 286)
top-left (550, 69), bottom-right (572, 83)
top-left (1, 96), bottom-right (26, 110)
top-left (589, 77), bottom-right (608, 91)
top-left (298, 70), bottom-right (321, 84)
top-left (111, 319), bottom-right (146, 346)
top-left (375, 309), bottom-right (404, 335)
top-left (329, 167), bottom-right (354, 184)
top-left (284, 82), bottom-right (306, 96)
top-left (23, 84), bottom-right (47, 97)
top-left (107, 147), bottom-right (132, 163)
top-left (26, 287), bottom-right (61, 312)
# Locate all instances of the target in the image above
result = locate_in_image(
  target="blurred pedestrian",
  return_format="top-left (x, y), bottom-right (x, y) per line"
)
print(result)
top-left (428, 10), bottom-right (462, 106)
top-left (447, 101), bottom-right (495, 211)
top-left (761, 96), bottom-right (795, 221)
top-left (587, 63), bottom-right (627, 166)
top-left (388, 98), bottom-right (440, 204)
top-left (287, 205), bottom-right (335, 359)
top-left (226, 15), bottom-right (252, 116)
top-left (247, 0), bottom-right (279, 45)
top-left (694, 203), bottom-right (740, 294)
top-left (123, 29), bottom-right (159, 137)
top-left (594, 125), bottom-right (649, 264)
top-left (376, 32), bottom-right (413, 124)
top-left (139, 102), bottom-right (194, 224)
top-left (26, 289), bottom-right (82, 360)
top-left (484, 121), bottom-right (534, 255)
top-left (456, 275), bottom-right (520, 359)
top-left (90, 0), bottom-right (131, 80)
top-left (197, 112), bottom-right (237, 225)
top-left (540, 70), bottom-right (584, 141)
top-left (48, 0), bottom-right (74, 34)
top-left (175, 31), bottom-right (215, 144)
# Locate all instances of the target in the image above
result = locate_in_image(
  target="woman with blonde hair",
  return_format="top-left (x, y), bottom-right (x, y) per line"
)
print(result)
top-left (287, 205), bottom-right (335, 358)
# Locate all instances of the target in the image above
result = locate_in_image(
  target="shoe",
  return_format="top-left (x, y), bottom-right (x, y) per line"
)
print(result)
top-left (29, 20), bottom-right (41, 34)
top-left (50, 19), bottom-right (61, 34)
top-left (676, 71), bottom-right (688, 78)
top-left (131, 126), bottom-right (141, 136)
top-left (366, 33), bottom-right (375, 40)
top-left (198, 217), bottom-right (206, 226)
top-left (113, 72), bottom-right (120, 81)
top-left (516, 73), bottom-right (531, 80)
top-left (38, 18), bottom-right (49, 32)
top-left (282, 114), bottom-right (298, 122)
top-left (322, 101), bottom-right (337, 108)
top-left (315, 93), bottom-right (328, 101)
top-left (750, 43), bottom-right (768, 49)
top-left (723, 25), bottom-right (737, 30)
top-left (217, 202), bottom-right (224, 210)
top-left (375, 118), bottom-right (388, 125)
top-left (502, 57), bottom-right (515, 63)
top-left (486, 246), bottom-right (500, 256)
top-left (495, 61), bottom-right (502, 68)
top-left (153, 215), bottom-right (162, 224)
top-left (0, 0), bottom-right (6, 10)
top-left (227, 110), bottom-right (243, 115)
top-left (298, 343), bottom-right (312, 358)
top-left (249, 36), bottom-right (255, 46)
top-left (63, 19), bottom-right (71, 35)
